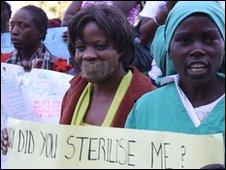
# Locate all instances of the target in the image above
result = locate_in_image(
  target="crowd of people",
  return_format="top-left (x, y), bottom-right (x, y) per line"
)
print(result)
top-left (1, 1), bottom-right (225, 169)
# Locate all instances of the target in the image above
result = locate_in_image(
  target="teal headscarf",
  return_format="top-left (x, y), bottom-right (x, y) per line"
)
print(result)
top-left (150, 25), bottom-right (166, 85)
top-left (165, 1), bottom-right (225, 51)
top-left (151, 1), bottom-right (225, 86)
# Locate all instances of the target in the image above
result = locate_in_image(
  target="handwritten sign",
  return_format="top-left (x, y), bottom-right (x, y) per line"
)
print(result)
top-left (1, 27), bottom-right (70, 60)
top-left (1, 63), bottom-right (73, 125)
top-left (1, 63), bottom-right (73, 169)
top-left (7, 118), bottom-right (224, 169)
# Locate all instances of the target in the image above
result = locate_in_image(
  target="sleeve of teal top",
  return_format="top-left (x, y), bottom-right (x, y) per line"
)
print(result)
top-left (124, 104), bottom-right (137, 129)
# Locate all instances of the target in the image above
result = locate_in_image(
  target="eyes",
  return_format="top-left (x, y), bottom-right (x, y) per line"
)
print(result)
top-left (75, 42), bottom-right (110, 52)
top-left (203, 35), bottom-right (219, 43)
top-left (10, 22), bottom-right (29, 31)
top-left (174, 33), bottom-right (221, 46)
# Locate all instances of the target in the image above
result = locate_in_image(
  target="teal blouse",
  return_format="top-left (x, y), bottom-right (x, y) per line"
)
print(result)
top-left (125, 83), bottom-right (225, 135)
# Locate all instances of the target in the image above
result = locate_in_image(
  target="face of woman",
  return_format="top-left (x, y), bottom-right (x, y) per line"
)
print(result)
top-left (10, 9), bottom-right (42, 49)
top-left (169, 15), bottom-right (224, 86)
top-left (74, 22), bottom-right (123, 83)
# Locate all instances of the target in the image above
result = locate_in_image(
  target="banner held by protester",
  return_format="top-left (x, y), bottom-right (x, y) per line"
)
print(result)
top-left (7, 118), bottom-right (224, 169)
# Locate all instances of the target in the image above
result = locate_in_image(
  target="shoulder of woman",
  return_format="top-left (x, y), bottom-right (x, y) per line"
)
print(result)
top-left (128, 67), bottom-right (156, 94)
top-left (130, 67), bottom-right (152, 84)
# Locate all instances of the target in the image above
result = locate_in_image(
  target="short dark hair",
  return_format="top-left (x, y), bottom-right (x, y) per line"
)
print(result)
top-left (68, 4), bottom-right (135, 70)
top-left (1, 1), bottom-right (12, 17)
top-left (20, 5), bottom-right (48, 41)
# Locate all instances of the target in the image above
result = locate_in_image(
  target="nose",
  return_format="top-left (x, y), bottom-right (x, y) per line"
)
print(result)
top-left (82, 47), bottom-right (98, 60)
top-left (189, 41), bottom-right (206, 57)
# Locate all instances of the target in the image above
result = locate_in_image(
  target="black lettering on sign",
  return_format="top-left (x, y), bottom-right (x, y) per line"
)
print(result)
top-left (88, 138), bottom-right (98, 160)
top-left (163, 142), bottom-right (170, 169)
top-left (151, 142), bottom-right (163, 168)
top-left (18, 130), bottom-right (24, 153)
top-left (108, 138), bottom-right (115, 163)
top-left (180, 145), bottom-right (186, 168)
top-left (76, 136), bottom-right (89, 161)
top-left (40, 131), bottom-right (57, 159)
top-left (150, 142), bottom-right (171, 169)
top-left (63, 136), bottom-right (136, 166)
top-left (98, 138), bottom-right (106, 161)
top-left (65, 135), bottom-right (76, 159)
top-left (127, 140), bottom-right (135, 166)
top-left (118, 138), bottom-right (127, 165)
top-left (17, 130), bottom-right (34, 154)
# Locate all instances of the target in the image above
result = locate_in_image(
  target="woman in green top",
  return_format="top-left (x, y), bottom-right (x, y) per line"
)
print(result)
top-left (125, 1), bottom-right (225, 135)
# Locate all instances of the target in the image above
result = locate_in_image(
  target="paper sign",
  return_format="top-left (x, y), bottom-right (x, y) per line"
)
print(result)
top-left (1, 27), bottom-right (70, 60)
top-left (1, 63), bottom-right (73, 169)
top-left (7, 118), bottom-right (224, 169)
top-left (43, 27), bottom-right (70, 60)
top-left (1, 32), bottom-right (14, 53)
top-left (1, 63), bottom-right (73, 125)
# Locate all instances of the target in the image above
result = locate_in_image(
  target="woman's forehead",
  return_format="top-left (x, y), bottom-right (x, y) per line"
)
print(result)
top-left (12, 9), bottom-right (33, 23)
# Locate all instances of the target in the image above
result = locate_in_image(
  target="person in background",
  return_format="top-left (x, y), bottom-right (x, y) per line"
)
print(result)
top-left (136, 1), bottom-right (177, 85)
top-left (1, 1), bottom-right (11, 33)
top-left (59, 4), bottom-right (155, 127)
top-left (148, 24), bottom-right (169, 86)
top-left (61, 1), bottom-right (140, 27)
top-left (5, 5), bottom-right (72, 72)
top-left (125, 1), bottom-right (225, 136)
top-left (61, 1), bottom-right (140, 43)
top-left (138, 1), bottom-right (177, 46)
top-left (48, 18), bottom-right (62, 28)
top-left (1, 1), bottom-right (12, 63)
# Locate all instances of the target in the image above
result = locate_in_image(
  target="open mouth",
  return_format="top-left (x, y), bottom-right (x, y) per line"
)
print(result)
top-left (187, 62), bottom-right (208, 74)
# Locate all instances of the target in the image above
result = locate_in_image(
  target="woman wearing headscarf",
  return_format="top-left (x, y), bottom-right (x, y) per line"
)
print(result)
top-left (149, 1), bottom-right (225, 86)
top-left (125, 1), bottom-right (225, 135)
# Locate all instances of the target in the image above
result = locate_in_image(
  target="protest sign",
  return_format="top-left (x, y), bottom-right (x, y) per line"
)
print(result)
top-left (1, 32), bottom-right (14, 53)
top-left (1, 63), bottom-right (73, 125)
top-left (1, 27), bottom-right (70, 60)
top-left (7, 118), bottom-right (224, 169)
top-left (1, 63), bottom-right (73, 169)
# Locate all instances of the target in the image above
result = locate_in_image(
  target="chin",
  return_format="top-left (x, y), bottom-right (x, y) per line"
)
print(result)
top-left (184, 70), bottom-right (212, 86)
top-left (86, 77), bottom-right (105, 84)
top-left (12, 43), bottom-right (22, 49)
top-left (187, 77), bottom-right (211, 87)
